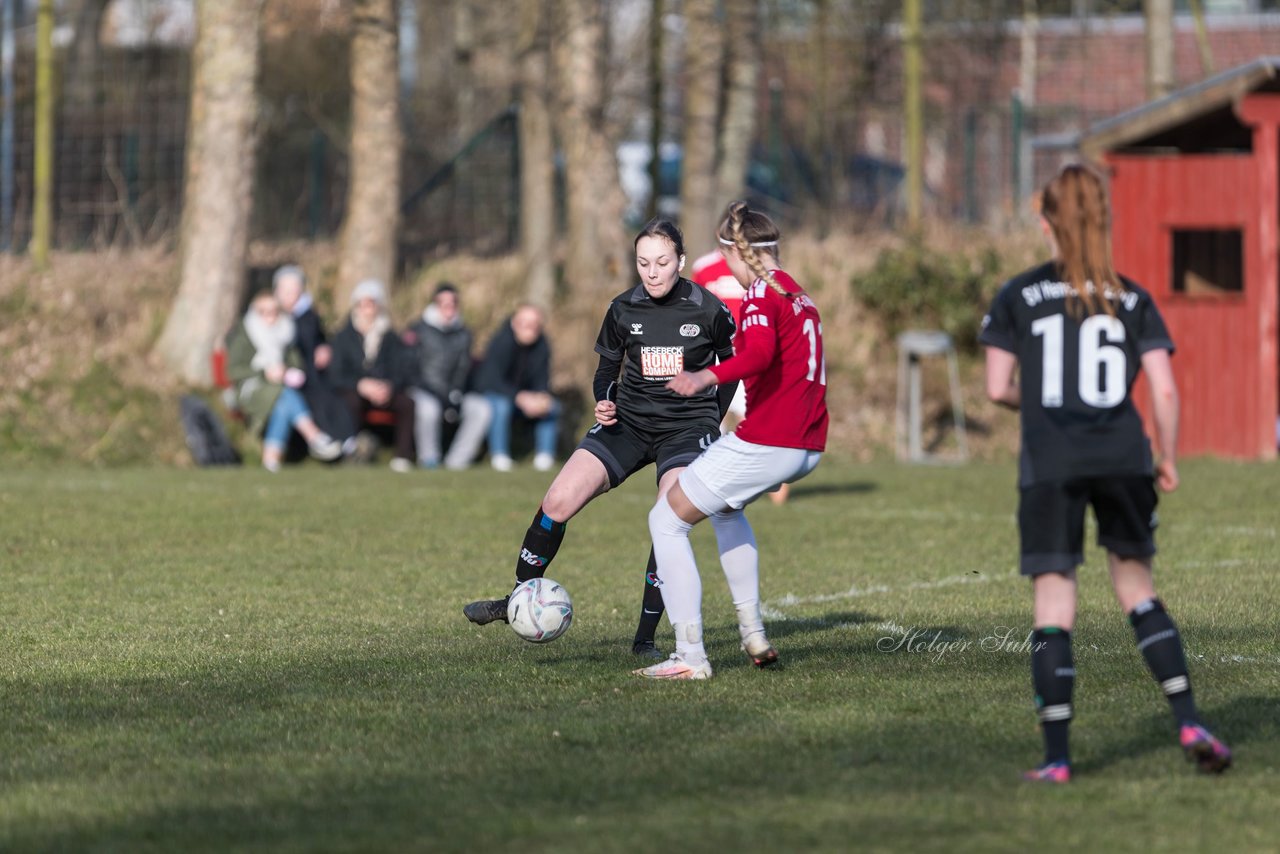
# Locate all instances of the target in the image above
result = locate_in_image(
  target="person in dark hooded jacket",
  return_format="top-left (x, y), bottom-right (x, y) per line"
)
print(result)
top-left (406, 283), bottom-right (492, 469)
top-left (471, 304), bottom-right (559, 471)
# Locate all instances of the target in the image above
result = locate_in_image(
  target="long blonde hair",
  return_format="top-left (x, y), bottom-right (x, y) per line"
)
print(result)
top-left (716, 201), bottom-right (792, 298)
top-left (1040, 163), bottom-right (1125, 317)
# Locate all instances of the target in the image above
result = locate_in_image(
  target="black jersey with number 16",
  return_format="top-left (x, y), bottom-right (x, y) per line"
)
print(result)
top-left (980, 261), bottom-right (1175, 487)
top-left (594, 278), bottom-right (736, 426)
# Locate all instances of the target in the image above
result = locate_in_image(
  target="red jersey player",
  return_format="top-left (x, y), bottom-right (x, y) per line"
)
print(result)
top-left (635, 201), bottom-right (829, 680)
top-left (691, 251), bottom-right (746, 323)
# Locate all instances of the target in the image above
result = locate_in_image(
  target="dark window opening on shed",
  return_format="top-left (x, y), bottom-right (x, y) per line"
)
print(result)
top-left (1171, 229), bottom-right (1244, 296)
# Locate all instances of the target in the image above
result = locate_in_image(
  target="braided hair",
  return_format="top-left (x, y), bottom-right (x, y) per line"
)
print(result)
top-left (716, 201), bottom-right (791, 298)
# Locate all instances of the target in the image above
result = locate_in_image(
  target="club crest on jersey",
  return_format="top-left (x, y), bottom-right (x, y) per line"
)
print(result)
top-left (679, 323), bottom-right (700, 337)
top-left (630, 323), bottom-right (644, 335)
top-left (641, 346), bottom-right (684, 379)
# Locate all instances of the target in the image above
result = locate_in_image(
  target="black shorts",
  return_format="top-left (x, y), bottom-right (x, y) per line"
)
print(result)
top-left (1018, 476), bottom-right (1158, 576)
top-left (577, 416), bottom-right (720, 488)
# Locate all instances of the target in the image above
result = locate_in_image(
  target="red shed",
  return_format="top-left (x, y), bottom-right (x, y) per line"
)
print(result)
top-left (1079, 57), bottom-right (1280, 460)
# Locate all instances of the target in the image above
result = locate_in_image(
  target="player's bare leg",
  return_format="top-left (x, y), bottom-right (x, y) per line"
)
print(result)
top-left (463, 450), bottom-right (610, 625)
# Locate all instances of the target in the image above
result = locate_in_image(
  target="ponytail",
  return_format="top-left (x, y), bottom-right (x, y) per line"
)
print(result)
top-left (1040, 163), bottom-right (1124, 317)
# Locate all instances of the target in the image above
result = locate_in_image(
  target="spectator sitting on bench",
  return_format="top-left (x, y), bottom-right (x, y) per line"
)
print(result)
top-left (328, 279), bottom-right (417, 472)
top-left (272, 264), bottom-right (356, 455)
top-left (225, 291), bottom-right (343, 472)
top-left (405, 283), bottom-right (492, 470)
top-left (472, 303), bottom-right (560, 472)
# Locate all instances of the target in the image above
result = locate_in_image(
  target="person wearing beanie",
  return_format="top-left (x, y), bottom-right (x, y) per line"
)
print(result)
top-left (327, 279), bottom-right (417, 471)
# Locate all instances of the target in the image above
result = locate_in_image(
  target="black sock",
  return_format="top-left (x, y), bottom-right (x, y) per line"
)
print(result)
top-left (515, 505), bottom-right (566, 585)
top-left (1031, 627), bottom-right (1074, 765)
top-left (1129, 598), bottom-right (1199, 725)
top-left (633, 548), bottom-right (664, 644)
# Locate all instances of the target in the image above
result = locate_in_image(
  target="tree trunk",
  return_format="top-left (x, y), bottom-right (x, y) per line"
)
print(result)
top-left (519, 0), bottom-right (556, 307)
top-left (678, 0), bottom-right (721, 258)
top-left (155, 0), bottom-right (263, 385)
top-left (1144, 0), bottom-right (1175, 100)
top-left (715, 0), bottom-right (759, 215)
top-left (65, 0), bottom-right (108, 106)
top-left (554, 0), bottom-right (625, 296)
top-left (30, 0), bottom-right (53, 268)
top-left (646, 0), bottom-right (664, 221)
top-left (337, 0), bottom-right (402, 307)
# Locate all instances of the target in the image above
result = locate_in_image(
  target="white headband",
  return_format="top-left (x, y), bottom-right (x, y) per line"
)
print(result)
top-left (718, 237), bottom-right (779, 248)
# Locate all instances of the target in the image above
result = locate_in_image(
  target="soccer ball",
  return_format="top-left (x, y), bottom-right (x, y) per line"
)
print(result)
top-left (507, 577), bottom-right (574, 643)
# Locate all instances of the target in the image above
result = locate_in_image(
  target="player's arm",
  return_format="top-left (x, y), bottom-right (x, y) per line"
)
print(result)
top-left (984, 346), bottom-right (1020, 409)
top-left (710, 304), bottom-right (740, 417)
top-left (1141, 347), bottom-right (1179, 492)
top-left (592, 351), bottom-right (622, 426)
top-left (706, 297), bottom-right (778, 384)
top-left (590, 304), bottom-right (625, 424)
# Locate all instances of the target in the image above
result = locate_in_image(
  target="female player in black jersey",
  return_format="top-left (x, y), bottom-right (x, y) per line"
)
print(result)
top-left (463, 219), bottom-right (743, 658)
top-left (980, 163), bottom-right (1231, 783)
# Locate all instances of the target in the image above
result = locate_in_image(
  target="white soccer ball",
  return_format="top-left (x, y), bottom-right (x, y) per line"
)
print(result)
top-left (508, 577), bottom-right (574, 643)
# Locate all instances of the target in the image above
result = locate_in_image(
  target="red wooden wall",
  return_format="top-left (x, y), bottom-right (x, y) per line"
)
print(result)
top-left (1107, 95), bottom-right (1280, 460)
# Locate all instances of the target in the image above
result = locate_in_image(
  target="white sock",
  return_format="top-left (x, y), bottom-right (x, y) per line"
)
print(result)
top-left (648, 495), bottom-right (705, 662)
top-left (672, 620), bottom-right (705, 663)
top-left (711, 510), bottom-right (762, 635)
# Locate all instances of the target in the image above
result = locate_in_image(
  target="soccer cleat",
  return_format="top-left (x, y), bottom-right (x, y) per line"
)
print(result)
top-left (1180, 723), bottom-right (1232, 774)
top-left (463, 596), bottom-right (509, 625)
top-left (631, 639), bottom-right (664, 660)
top-left (740, 630), bottom-right (780, 668)
top-left (633, 653), bottom-right (713, 680)
top-left (1021, 760), bottom-right (1071, 783)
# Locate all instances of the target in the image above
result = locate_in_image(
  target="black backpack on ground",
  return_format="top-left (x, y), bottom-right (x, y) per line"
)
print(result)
top-left (180, 394), bottom-right (242, 466)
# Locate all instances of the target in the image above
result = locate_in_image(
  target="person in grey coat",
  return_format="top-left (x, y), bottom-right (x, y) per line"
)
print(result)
top-left (405, 283), bottom-right (492, 469)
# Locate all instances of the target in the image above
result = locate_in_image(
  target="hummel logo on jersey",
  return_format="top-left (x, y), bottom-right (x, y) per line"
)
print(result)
top-left (630, 323), bottom-right (644, 335)
top-left (520, 548), bottom-right (548, 567)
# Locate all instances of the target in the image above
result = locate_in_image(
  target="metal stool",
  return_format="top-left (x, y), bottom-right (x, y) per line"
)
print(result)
top-left (896, 330), bottom-right (968, 463)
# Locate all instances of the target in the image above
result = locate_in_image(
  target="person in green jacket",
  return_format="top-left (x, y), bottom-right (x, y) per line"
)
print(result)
top-left (226, 292), bottom-right (343, 471)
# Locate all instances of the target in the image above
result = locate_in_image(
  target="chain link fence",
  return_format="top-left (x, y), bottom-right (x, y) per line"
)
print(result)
top-left (6, 3), bottom-right (1280, 255)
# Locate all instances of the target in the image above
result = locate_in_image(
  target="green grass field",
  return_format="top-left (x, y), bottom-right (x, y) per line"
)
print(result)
top-left (2, 459), bottom-right (1277, 852)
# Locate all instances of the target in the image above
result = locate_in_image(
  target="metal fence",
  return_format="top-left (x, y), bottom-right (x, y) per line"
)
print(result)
top-left (7, 5), bottom-right (1280, 255)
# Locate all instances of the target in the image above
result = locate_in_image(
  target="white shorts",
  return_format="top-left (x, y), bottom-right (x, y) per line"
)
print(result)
top-left (680, 432), bottom-right (822, 515)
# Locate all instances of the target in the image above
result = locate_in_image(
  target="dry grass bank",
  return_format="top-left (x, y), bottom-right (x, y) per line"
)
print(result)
top-left (0, 227), bottom-right (1038, 467)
